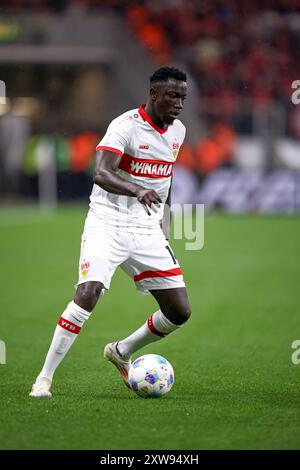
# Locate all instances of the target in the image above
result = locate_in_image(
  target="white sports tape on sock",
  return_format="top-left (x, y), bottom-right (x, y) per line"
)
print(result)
top-left (68, 300), bottom-right (91, 324)
top-left (55, 335), bottom-right (70, 354)
top-left (152, 310), bottom-right (181, 335)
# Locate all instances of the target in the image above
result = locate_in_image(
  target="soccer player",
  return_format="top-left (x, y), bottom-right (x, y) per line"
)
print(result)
top-left (30, 66), bottom-right (191, 397)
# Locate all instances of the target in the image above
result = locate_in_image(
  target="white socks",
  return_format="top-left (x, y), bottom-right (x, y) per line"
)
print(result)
top-left (36, 306), bottom-right (180, 384)
top-left (117, 310), bottom-right (180, 359)
top-left (36, 301), bottom-right (90, 383)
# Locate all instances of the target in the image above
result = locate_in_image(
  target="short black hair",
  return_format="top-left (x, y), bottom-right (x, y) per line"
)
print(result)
top-left (150, 66), bottom-right (187, 84)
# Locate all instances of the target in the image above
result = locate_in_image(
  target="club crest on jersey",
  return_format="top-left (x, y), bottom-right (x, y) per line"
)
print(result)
top-left (172, 142), bottom-right (179, 159)
top-left (81, 261), bottom-right (90, 277)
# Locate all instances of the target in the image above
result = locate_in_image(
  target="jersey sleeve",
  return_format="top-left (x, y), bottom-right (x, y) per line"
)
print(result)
top-left (96, 118), bottom-right (131, 155)
top-left (180, 122), bottom-right (186, 145)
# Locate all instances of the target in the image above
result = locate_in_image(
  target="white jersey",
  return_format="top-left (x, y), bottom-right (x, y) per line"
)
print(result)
top-left (89, 104), bottom-right (186, 233)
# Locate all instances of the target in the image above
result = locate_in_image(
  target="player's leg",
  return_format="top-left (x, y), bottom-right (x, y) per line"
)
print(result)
top-left (30, 213), bottom-right (128, 397)
top-left (30, 281), bottom-right (103, 398)
top-left (104, 232), bottom-right (191, 384)
top-left (115, 287), bottom-right (191, 358)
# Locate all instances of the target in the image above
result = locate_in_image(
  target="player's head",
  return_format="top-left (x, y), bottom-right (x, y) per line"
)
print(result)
top-left (149, 66), bottom-right (187, 125)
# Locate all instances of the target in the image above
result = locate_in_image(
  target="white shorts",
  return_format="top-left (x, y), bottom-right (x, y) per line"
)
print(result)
top-left (77, 213), bottom-right (186, 295)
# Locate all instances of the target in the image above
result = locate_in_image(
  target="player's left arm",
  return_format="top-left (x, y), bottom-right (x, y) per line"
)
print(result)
top-left (161, 176), bottom-right (172, 240)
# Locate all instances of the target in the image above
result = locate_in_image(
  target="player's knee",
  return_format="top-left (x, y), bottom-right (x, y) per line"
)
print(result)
top-left (177, 305), bottom-right (192, 324)
top-left (74, 281), bottom-right (103, 312)
top-left (163, 304), bottom-right (191, 326)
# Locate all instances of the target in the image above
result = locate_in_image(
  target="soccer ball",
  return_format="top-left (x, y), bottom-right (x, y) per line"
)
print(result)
top-left (128, 354), bottom-right (174, 398)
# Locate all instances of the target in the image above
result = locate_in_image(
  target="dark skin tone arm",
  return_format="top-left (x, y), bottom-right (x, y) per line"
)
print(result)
top-left (93, 150), bottom-right (162, 216)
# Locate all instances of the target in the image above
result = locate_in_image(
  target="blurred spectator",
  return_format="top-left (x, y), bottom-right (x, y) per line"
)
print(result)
top-left (176, 143), bottom-right (194, 170)
top-left (126, 4), bottom-right (172, 63)
top-left (195, 123), bottom-right (236, 177)
top-left (69, 131), bottom-right (98, 173)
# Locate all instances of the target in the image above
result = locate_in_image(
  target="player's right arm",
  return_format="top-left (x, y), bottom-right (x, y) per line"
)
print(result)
top-left (93, 150), bottom-right (162, 215)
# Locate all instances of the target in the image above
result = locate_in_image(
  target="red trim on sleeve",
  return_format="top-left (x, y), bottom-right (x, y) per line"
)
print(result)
top-left (96, 146), bottom-right (123, 155)
top-left (147, 315), bottom-right (167, 338)
top-left (134, 267), bottom-right (182, 282)
top-left (138, 104), bottom-right (168, 134)
top-left (58, 317), bottom-right (81, 334)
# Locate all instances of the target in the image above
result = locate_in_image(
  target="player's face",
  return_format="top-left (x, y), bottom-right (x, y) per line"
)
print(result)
top-left (154, 79), bottom-right (187, 125)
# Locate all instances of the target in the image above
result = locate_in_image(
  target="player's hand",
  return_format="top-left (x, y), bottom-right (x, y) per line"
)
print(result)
top-left (135, 189), bottom-right (162, 216)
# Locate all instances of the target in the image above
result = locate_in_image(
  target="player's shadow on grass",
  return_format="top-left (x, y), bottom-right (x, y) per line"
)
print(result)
top-left (64, 388), bottom-right (136, 401)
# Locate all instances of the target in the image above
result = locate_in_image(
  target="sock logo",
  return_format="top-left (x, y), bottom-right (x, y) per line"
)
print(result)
top-left (58, 317), bottom-right (81, 334)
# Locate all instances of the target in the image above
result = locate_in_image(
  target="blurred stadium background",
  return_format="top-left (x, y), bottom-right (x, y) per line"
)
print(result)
top-left (0, 0), bottom-right (299, 210)
top-left (1, 0), bottom-right (300, 452)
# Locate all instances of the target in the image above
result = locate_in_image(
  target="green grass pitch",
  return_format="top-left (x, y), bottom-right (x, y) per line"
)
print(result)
top-left (0, 206), bottom-right (299, 450)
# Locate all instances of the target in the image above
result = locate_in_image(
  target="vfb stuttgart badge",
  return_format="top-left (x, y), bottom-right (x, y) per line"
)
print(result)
top-left (172, 142), bottom-right (179, 159)
top-left (81, 261), bottom-right (90, 277)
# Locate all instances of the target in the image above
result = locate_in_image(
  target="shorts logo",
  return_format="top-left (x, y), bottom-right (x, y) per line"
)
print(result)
top-left (81, 261), bottom-right (90, 277)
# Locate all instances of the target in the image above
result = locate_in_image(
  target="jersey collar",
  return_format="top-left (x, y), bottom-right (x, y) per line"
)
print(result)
top-left (138, 104), bottom-right (168, 135)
